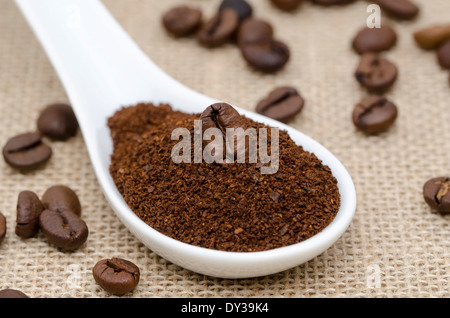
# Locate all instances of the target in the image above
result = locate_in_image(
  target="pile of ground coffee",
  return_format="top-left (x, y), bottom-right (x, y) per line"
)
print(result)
top-left (108, 103), bottom-right (340, 252)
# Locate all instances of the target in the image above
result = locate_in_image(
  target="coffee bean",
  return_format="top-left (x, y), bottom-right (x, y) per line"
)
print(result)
top-left (201, 103), bottom-right (248, 161)
top-left (371, 0), bottom-right (419, 20)
top-left (414, 24), bottom-right (450, 50)
top-left (162, 5), bottom-right (202, 37)
top-left (312, 0), bottom-right (356, 5)
top-left (15, 191), bottom-right (43, 238)
top-left (37, 103), bottom-right (78, 140)
top-left (0, 289), bottom-right (29, 298)
top-left (355, 53), bottom-right (398, 92)
top-left (41, 185), bottom-right (81, 216)
top-left (270, 0), bottom-right (303, 11)
top-left (437, 39), bottom-right (450, 69)
top-left (2, 132), bottom-right (52, 171)
top-left (352, 96), bottom-right (398, 134)
top-left (256, 86), bottom-right (304, 122)
top-left (352, 25), bottom-right (397, 54)
top-left (219, 0), bottom-right (253, 22)
top-left (93, 258), bottom-right (140, 296)
top-left (240, 39), bottom-right (290, 73)
top-left (197, 9), bottom-right (239, 47)
top-left (237, 18), bottom-right (273, 47)
top-left (39, 209), bottom-right (88, 251)
top-left (423, 177), bottom-right (450, 213)
top-left (0, 212), bottom-right (6, 244)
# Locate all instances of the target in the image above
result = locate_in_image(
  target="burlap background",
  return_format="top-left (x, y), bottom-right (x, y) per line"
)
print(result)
top-left (0, 0), bottom-right (449, 298)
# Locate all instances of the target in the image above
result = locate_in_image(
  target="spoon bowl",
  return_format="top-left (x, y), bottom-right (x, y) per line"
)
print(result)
top-left (15, 0), bottom-right (356, 278)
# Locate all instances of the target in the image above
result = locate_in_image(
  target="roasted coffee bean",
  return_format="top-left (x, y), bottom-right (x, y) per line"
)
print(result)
top-left (237, 18), bottom-right (273, 47)
top-left (39, 209), bottom-right (88, 251)
top-left (312, 0), bottom-right (355, 5)
top-left (2, 132), bottom-right (52, 170)
top-left (352, 96), bottom-right (397, 134)
top-left (371, 0), bottom-right (419, 20)
top-left (270, 0), bottom-right (303, 11)
top-left (240, 39), bottom-right (290, 73)
top-left (197, 9), bottom-right (239, 47)
top-left (201, 103), bottom-right (248, 161)
top-left (93, 258), bottom-right (140, 296)
top-left (219, 0), bottom-right (253, 22)
top-left (423, 177), bottom-right (450, 213)
top-left (256, 86), bottom-right (304, 122)
top-left (162, 5), bottom-right (202, 37)
top-left (15, 191), bottom-right (43, 238)
top-left (437, 39), bottom-right (450, 69)
top-left (414, 24), bottom-right (450, 50)
top-left (37, 103), bottom-right (78, 140)
top-left (352, 25), bottom-right (397, 54)
top-left (41, 185), bottom-right (81, 216)
top-left (0, 289), bottom-right (29, 298)
top-left (0, 212), bottom-right (6, 244)
top-left (355, 53), bottom-right (398, 92)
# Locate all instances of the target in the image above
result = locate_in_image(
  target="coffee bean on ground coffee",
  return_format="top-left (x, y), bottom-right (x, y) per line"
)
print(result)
top-left (255, 86), bottom-right (305, 122)
top-left (16, 190), bottom-right (43, 238)
top-left (162, 5), bottom-right (202, 38)
top-left (423, 177), bottom-right (450, 213)
top-left (0, 212), bottom-right (6, 244)
top-left (93, 258), bottom-right (140, 296)
top-left (352, 95), bottom-right (398, 134)
top-left (108, 103), bottom-right (340, 252)
top-left (2, 132), bottom-right (52, 171)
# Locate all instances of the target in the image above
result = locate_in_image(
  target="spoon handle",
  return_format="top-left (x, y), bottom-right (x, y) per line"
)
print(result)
top-left (14, 0), bottom-right (185, 126)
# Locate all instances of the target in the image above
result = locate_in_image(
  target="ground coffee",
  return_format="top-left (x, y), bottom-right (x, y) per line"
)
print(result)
top-left (108, 103), bottom-right (340, 252)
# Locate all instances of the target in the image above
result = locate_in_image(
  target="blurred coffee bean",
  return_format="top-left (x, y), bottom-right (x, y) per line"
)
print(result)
top-left (37, 103), bottom-right (78, 140)
top-left (0, 212), bottom-right (6, 244)
top-left (414, 24), bottom-right (450, 50)
top-left (0, 289), bottom-right (29, 298)
top-left (256, 86), bottom-right (304, 122)
top-left (437, 39), bottom-right (450, 69)
top-left (2, 132), bottom-right (52, 171)
top-left (237, 18), bottom-right (273, 47)
top-left (270, 0), bottom-right (303, 11)
top-left (370, 0), bottom-right (419, 20)
top-left (219, 0), bottom-right (253, 22)
top-left (312, 0), bottom-right (355, 5)
top-left (352, 25), bottom-right (397, 54)
top-left (352, 95), bottom-right (398, 134)
top-left (162, 5), bottom-right (202, 37)
top-left (197, 9), bottom-right (239, 47)
top-left (355, 53), bottom-right (398, 92)
top-left (241, 39), bottom-right (290, 73)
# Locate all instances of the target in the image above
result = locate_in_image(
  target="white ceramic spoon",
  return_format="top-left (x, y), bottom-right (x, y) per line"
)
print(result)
top-left (15, 0), bottom-right (356, 279)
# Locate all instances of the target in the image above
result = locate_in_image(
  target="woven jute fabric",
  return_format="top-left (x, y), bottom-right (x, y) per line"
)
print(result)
top-left (0, 0), bottom-right (449, 298)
